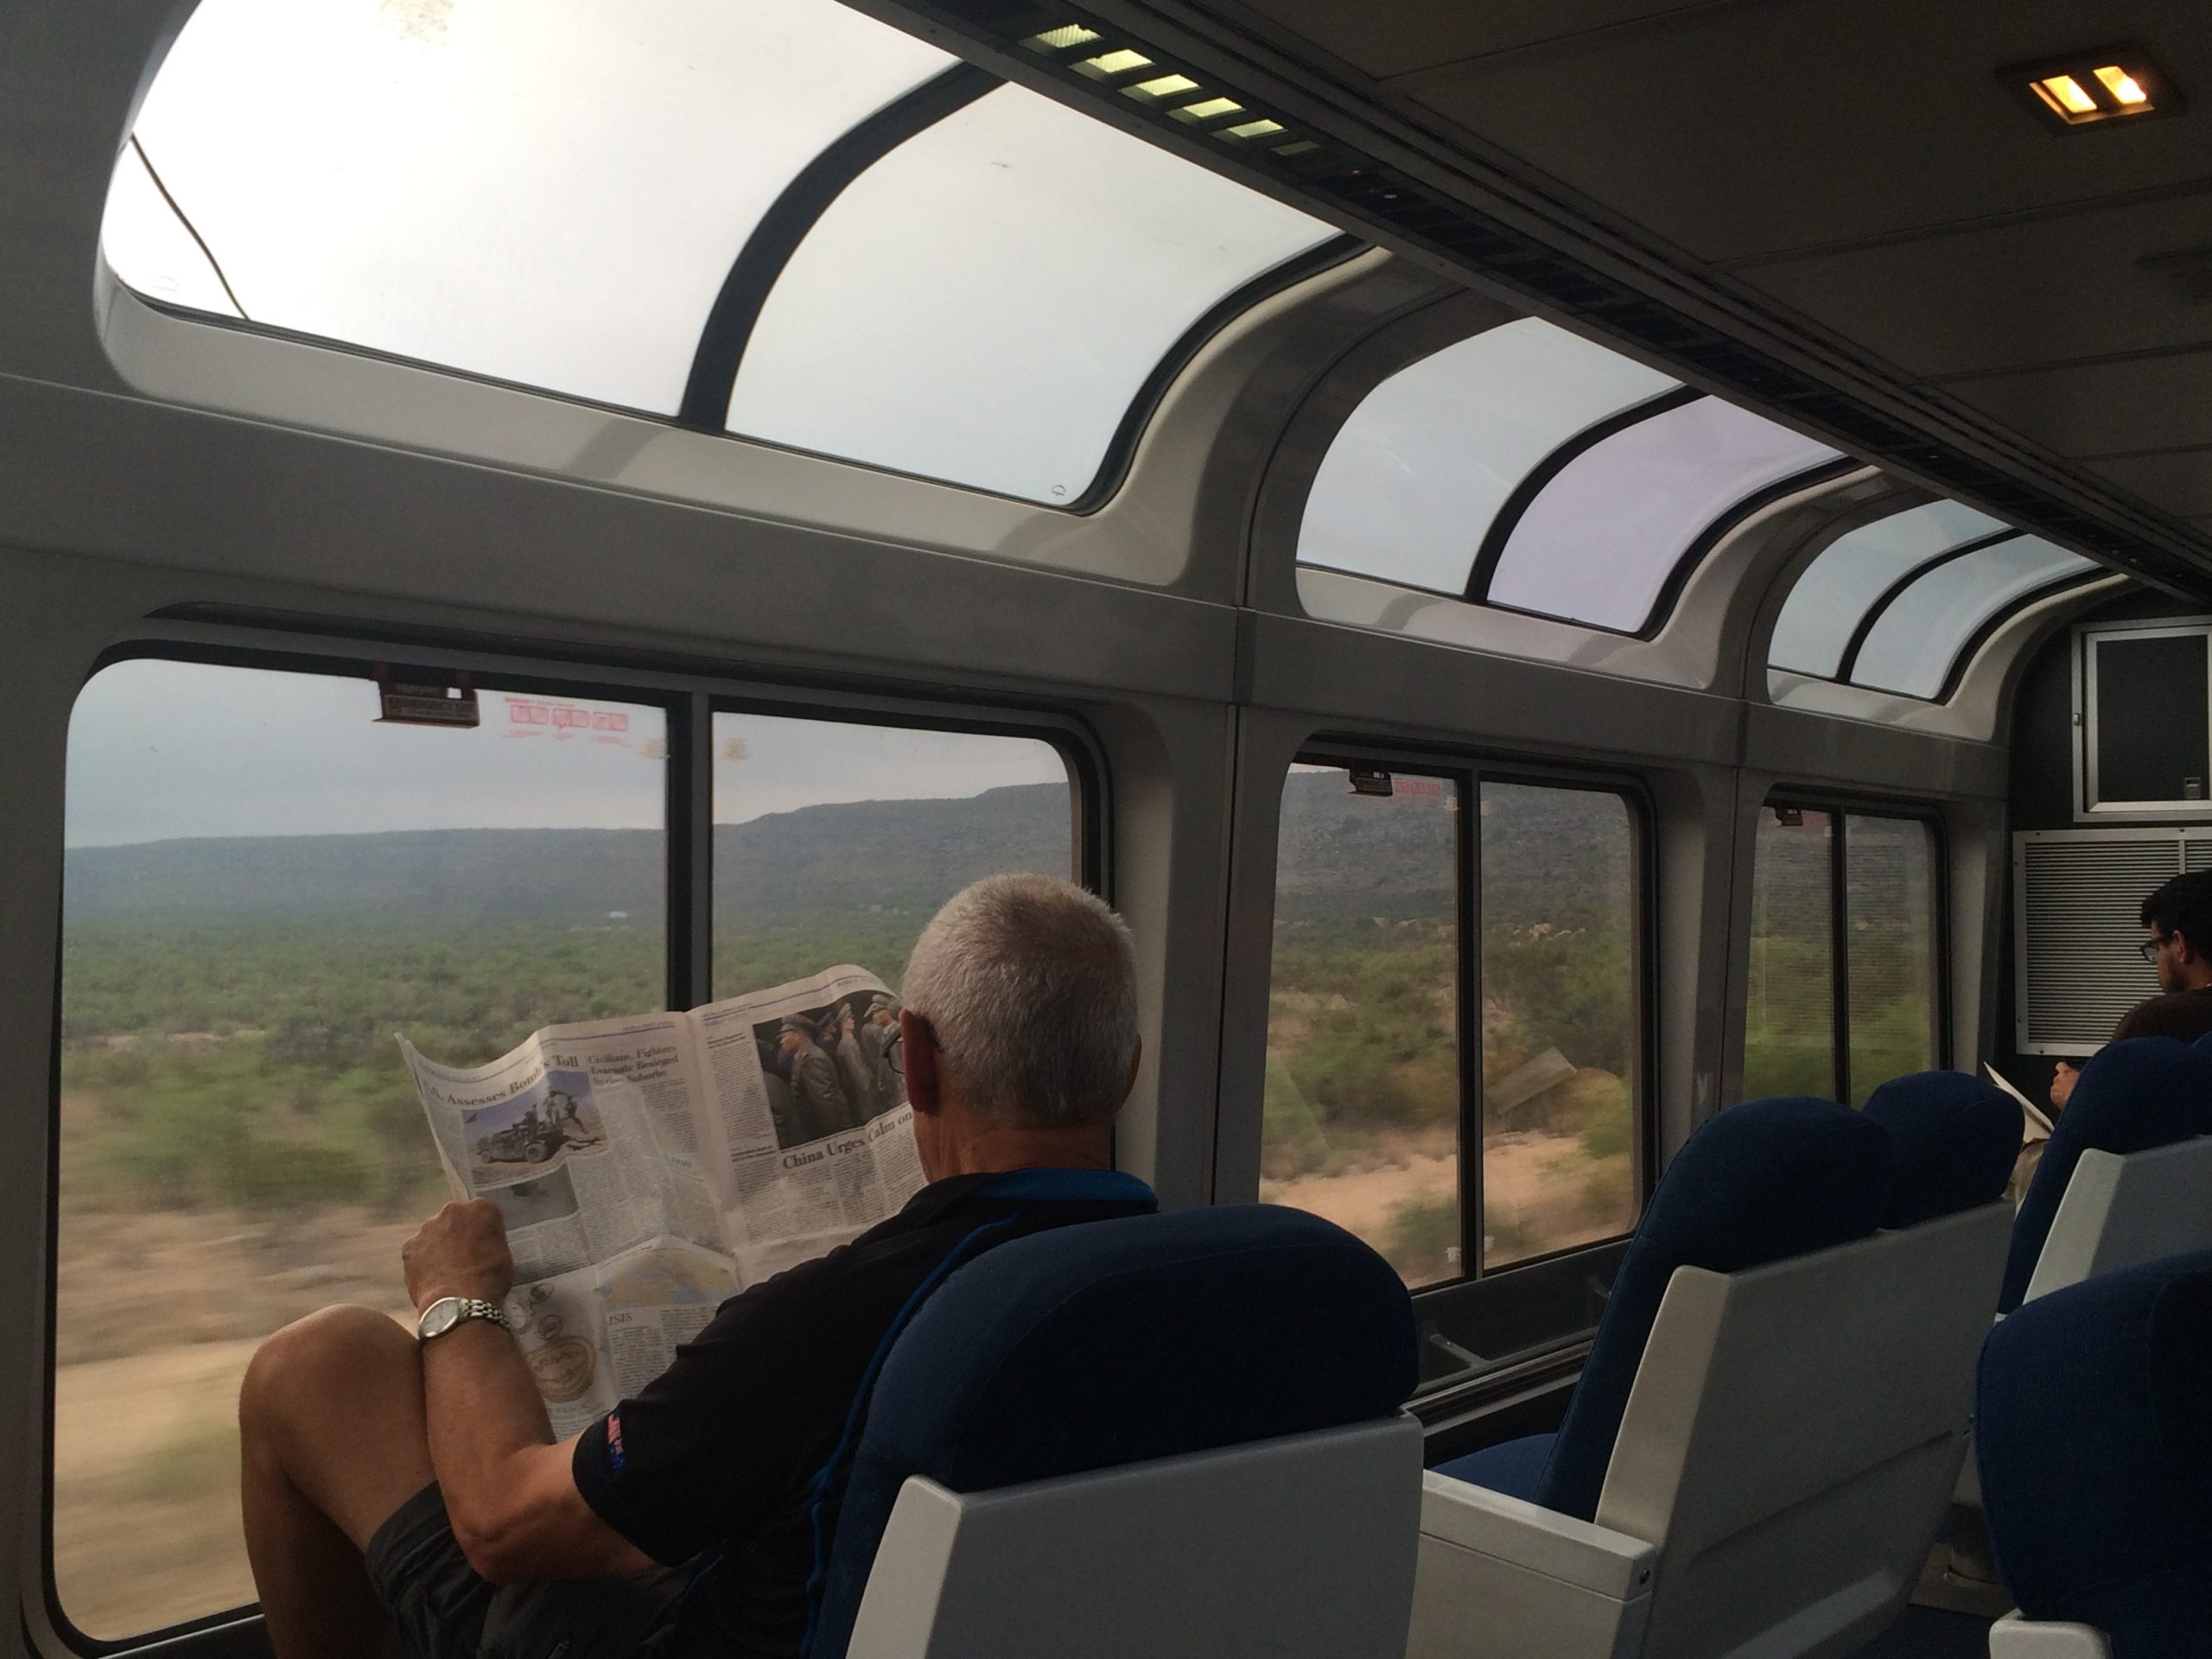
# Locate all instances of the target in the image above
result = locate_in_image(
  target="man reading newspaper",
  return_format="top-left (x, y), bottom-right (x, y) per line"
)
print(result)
top-left (237, 874), bottom-right (1154, 1659)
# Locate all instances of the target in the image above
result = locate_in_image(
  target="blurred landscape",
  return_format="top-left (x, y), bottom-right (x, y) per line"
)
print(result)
top-left (54, 778), bottom-right (1930, 1637)
top-left (55, 784), bottom-right (1067, 1637)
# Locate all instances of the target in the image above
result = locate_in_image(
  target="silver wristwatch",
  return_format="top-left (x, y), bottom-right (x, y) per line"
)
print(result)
top-left (416, 1295), bottom-right (512, 1341)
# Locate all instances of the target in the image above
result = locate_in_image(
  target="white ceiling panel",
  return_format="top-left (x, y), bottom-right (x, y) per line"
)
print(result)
top-left (1946, 350), bottom-right (2212, 462)
top-left (1741, 190), bottom-right (2212, 380)
top-left (1402, 0), bottom-right (2212, 263)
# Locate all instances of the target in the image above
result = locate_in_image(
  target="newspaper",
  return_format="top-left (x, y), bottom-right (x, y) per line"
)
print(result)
top-left (401, 966), bottom-right (922, 1433)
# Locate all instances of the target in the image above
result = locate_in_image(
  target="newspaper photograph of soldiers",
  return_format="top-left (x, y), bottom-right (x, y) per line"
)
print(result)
top-left (483, 1167), bottom-right (582, 1232)
top-left (401, 967), bottom-right (927, 1431)
top-left (460, 1069), bottom-right (605, 1182)
top-left (752, 992), bottom-right (905, 1152)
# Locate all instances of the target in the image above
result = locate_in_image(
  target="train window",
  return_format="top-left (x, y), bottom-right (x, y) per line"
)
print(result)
top-left (709, 712), bottom-right (1077, 997)
top-left (724, 83), bottom-right (1334, 505)
top-left (54, 657), bottom-right (667, 1640)
top-left (107, 0), bottom-right (951, 415)
top-left (1262, 761), bottom-right (1647, 1309)
top-left (1744, 807), bottom-right (1837, 1099)
top-left (1765, 498), bottom-right (2098, 701)
top-left (1769, 502), bottom-right (2010, 680)
top-left (1743, 803), bottom-right (1944, 1104)
top-left (1263, 765), bottom-right (1463, 1288)
top-left (1296, 321), bottom-right (1678, 595)
top-left (1851, 537), bottom-right (2100, 698)
top-left (1478, 783), bottom-right (1639, 1264)
top-left (1482, 397), bottom-right (1841, 632)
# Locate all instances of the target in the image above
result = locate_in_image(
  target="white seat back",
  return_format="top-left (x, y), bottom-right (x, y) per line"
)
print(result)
top-left (844, 1414), bottom-right (1424, 1659)
top-left (2022, 1136), bottom-right (2212, 1304)
top-left (1595, 1202), bottom-right (2013, 1659)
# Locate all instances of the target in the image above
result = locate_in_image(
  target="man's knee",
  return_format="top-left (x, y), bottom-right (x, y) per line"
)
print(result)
top-left (241, 1304), bottom-right (416, 1440)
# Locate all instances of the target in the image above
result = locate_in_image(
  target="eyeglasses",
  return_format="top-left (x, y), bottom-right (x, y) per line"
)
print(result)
top-left (2139, 935), bottom-right (2171, 964)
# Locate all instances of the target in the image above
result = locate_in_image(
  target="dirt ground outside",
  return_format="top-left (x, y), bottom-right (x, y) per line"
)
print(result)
top-left (1262, 1126), bottom-right (1631, 1284)
top-left (52, 1200), bottom-right (420, 1640)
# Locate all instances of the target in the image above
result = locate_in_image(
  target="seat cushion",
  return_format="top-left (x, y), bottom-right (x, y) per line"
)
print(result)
top-left (1434, 1433), bottom-right (1554, 1503)
top-left (1978, 1249), bottom-right (2212, 1657)
top-left (1999, 1038), bottom-right (2212, 1312)
top-left (810, 1203), bottom-right (1418, 1659)
top-left (1533, 1096), bottom-right (1891, 1522)
top-left (1861, 1070), bottom-right (2022, 1228)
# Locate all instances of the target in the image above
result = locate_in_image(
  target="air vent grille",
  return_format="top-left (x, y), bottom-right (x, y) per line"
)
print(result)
top-left (2016, 831), bottom-right (2203, 1052)
top-left (901, 0), bottom-right (2212, 594)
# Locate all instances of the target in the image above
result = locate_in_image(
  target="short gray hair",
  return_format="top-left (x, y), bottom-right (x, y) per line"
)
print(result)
top-left (901, 874), bottom-right (1137, 1128)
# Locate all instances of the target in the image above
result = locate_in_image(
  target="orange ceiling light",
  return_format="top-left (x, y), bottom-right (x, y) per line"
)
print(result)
top-left (2006, 45), bottom-right (2183, 130)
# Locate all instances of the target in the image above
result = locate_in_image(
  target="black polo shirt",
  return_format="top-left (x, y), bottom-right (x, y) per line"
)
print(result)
top-left (572, 1168), bottom-right (1157, 1658)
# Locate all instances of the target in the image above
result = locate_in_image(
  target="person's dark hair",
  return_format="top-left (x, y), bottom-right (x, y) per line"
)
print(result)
top-left (2139, 871), bottom-right (2212, 957)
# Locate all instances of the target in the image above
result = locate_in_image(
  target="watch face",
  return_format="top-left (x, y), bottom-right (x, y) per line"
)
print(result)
top-left (419, 1298), bottom-right (463, 1339)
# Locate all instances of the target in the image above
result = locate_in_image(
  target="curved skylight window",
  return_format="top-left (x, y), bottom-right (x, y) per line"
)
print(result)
top-left (101, 0), bottom-right (1343, 506)
top-left (1850, 537), bottom-right (2096, 698)
top-left (727, 83), bottom-right (1332, 504)
top-left (1769, 501), bottom-right (2011, 680)
top-left (1296, 321), bottom-right (1678, 594)
top-left (1483, 398), bottom-right (1842, 632)
top-left (111, 0), bottom-right (953, 414)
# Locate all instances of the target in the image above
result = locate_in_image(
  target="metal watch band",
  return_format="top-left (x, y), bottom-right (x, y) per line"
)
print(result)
top-left (418, 1295), bottom-right (512, 1340)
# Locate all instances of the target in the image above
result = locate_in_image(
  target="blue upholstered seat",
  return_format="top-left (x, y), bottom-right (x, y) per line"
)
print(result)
top-left (1978, 1250), bottom-right (2212, 1657)
top-left (1434, 1096), bottom-right (1891, 1522)
top-left (806, 1202), bottom-right (1419, 1659)
top-left (1860, 1070), bottom-right (2021, 1228)
top-left (1999, 1039), bottom-right (2212, 1313)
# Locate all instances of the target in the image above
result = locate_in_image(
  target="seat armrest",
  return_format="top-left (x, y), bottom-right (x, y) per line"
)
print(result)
top-left (1411, 1473), bottom-right (1656, 1659)
top-left (1420, 1471), bottom-right (1655, 1599)
top-left (1986, 1611), bottom-right (2113, 1657)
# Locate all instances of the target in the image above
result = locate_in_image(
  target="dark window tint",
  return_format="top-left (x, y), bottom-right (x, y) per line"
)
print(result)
top-left (2092, 632), bottom-right (2211, 805)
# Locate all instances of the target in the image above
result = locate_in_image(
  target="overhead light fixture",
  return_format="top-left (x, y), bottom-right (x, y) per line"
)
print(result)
top-left (2005, 45), bottom-right (2183, 130)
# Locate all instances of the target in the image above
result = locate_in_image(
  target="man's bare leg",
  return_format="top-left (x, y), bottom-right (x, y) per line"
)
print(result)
top-left (238, 1305), bottom-right (439, 1659)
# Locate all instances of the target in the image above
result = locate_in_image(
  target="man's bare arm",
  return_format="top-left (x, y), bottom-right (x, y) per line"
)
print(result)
top-left (404, 1201), bottom-right (660, 1584)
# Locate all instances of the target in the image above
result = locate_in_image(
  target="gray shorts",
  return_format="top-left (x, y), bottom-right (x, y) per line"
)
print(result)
top-left (364, 1483), bottom-right (688, 1659)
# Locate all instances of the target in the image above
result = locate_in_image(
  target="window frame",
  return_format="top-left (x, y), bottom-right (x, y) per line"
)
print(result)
top-left (108, 35), bottom-right (1363, 518)
top-left (2075, 616), bottom-right (2212, 820)
top-left (1468, 392), bottom-right (1853, 639)
top-left (44, 620), bottom-right (1106, 1654)
top-left (1277, 741), bottom-right (1657, 1404)
top-left (1751, 795), bottom-right (1950, 1107)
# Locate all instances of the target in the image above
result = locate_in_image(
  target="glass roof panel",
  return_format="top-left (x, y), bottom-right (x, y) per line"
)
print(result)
top-left (1851, 537), bottom-right (2096, 697)
top-left (103, 142), bottom-right (243, 318)
top-left (1484, 398), bottom-right (1842, 632)
top-left (104, 0), bottom-right (953, 414)
top-left (1295, 321), bottom-right (1679, 594)
top-left (1767, 500), bottom-right (2009, 679)
top-left (724, 84), bottom-right (1333, 504)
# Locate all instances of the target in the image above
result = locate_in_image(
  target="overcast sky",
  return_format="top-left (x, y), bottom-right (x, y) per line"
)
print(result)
top-left (66, 659), bottom-right (1069, 847)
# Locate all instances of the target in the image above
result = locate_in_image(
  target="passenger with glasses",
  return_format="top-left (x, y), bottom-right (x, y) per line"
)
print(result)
top-left (2051, 869), bottom-right (2212, 1109)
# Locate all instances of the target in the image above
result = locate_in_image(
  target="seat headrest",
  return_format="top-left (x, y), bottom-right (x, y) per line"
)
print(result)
top-left (1978, 1250), bottom-right (2212, 1652)
top-left (810, 1204), bottom-right (1416, 1659)
top-left (1534, 1096), bottom-right (1891, 1522)
top-left (1861, 1071), bottom-right (2021, 1227)
top-left (1999, 1039), bottom-right (2212, 1312)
